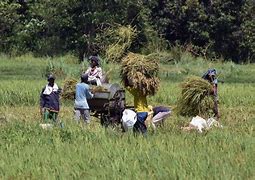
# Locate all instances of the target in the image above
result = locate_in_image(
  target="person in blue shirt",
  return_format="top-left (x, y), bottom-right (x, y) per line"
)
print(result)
top-left (74, 74), bottom-right (94, 124)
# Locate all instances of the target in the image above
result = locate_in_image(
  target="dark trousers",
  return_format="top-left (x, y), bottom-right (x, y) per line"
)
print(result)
top-left (133, 112), bottom-right (148, 134)
top-left (43, 109), bottom-right (58, 123)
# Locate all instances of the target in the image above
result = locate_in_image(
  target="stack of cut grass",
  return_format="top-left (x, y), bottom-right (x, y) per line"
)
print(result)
top-left (61, 78), bottom-right (109, 100)
top-left (176, 76), bottom-right (214, 117)
top-left (61, 78), bottom-right (77, 100)
top-left (121, 52), bottom-right (159, 95)
top-left (90, 85), bottom-right (108, 92)
top-left (106, 25), bottom-right (137, 62)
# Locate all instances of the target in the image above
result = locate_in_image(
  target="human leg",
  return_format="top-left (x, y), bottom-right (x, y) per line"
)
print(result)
top-left (81, 109), bottom-right (91, 124)
top-left (48, 111), bottom-right (58, 123)
top-left (43, 109), bottom-right (50, 123)
top-left (74, 109), bottom-right (81, 123)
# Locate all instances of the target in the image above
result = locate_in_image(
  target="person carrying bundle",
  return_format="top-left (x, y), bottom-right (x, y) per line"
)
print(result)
top-left (202, 69), bottom-right (220, 120)
top-left (121, 53), bottom-right (160, 135)
top-left (125, 85), bottom-right (150, 135)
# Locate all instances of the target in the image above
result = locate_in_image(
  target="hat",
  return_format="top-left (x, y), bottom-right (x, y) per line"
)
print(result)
top-left (89, 56), bottom-right (99, 65)
top-left (208, 69), bottom-right (217, 76)
top-left (202, 69), bottom-right (217, 79)
top-left (47, 74), bottom-right (55, 81)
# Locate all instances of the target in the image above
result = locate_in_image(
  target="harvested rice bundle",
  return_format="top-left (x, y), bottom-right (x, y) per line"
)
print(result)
top-left (62, 78), bottom-right (109, 100)
top-left (61, 78), bottom-right (77, 100)
top-left (177, 76), bottom-right (214, 117)
top-left (121, 52), bottom-right (160, 95)
top-left (90, 85), bottom-right (108, 92)
top-left (106, 44), bottom-right (126, 63)
top-left (106, 25), bottom-right (137, 62)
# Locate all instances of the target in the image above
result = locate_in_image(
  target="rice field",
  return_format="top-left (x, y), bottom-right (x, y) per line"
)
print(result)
top-left (0, 54), bottom-right (254, 179)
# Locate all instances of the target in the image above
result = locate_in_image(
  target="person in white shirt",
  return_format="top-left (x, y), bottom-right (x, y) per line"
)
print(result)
top-left (85, 56), bottom-right (103, 86)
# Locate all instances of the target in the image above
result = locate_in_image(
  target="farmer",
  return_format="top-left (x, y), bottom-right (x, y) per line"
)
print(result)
top-left (125, 79), bottom-right (149, 135)
top-left (85, 56), bottom-right (103, 86)
top-left (202, 68), bottom-right (220, 119)
top-left (146, 106), bottom-right (171, 130)
top-left (40, 74), bottom-right (61, 123)
top-left (74, 73), bottom-right (94, 124)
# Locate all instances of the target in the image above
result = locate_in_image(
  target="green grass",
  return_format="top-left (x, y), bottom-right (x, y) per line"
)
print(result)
top-left (0, 121), bottom-right (254, 179)
top-left (0, 54), bottom-right (254, 179)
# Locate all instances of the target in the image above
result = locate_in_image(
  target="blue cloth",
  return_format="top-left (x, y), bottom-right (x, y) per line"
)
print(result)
top-left (74, 83), bottom-right (93, 109)
top-left (133, 112), bottom-right (148, 135)
top-left (136, 112), bottom-right (148, 123)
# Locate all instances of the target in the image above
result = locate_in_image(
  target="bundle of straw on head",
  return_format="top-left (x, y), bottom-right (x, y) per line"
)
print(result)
top-left (176, 76), bottom-right (214, 117)
top-left (61, 78), bottom-right (77, 100)
top-left (121, 52), bottom-right (160, 95)
top-left (105, 25), bottom-right (137, 63)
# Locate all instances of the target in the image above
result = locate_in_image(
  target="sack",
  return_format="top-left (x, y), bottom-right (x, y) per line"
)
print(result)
top-left (121, 109), bottom-right (137, 132)
top-left (190, 116), bottom-right (208, 133)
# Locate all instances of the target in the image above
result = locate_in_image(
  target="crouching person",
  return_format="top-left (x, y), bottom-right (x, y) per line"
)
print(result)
top-left (74, 74), bottom-right (94, 125)
top-left (40, 74), bottom-right (61, 124)
top-left (146, 106), bottom-right (171, 130)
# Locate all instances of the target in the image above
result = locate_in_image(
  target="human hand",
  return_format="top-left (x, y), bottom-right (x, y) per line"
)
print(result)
top-left (58, 88), bottom-right (62, 94)
top-left (90, 88), bottom-right (95, 94)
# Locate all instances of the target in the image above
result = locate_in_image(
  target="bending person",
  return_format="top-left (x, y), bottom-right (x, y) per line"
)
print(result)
top-left (149, 106), bottom-right (171, 130)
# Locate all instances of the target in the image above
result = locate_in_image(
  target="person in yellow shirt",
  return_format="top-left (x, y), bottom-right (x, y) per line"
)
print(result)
top-left (126, 87), bottom-right (149, 135)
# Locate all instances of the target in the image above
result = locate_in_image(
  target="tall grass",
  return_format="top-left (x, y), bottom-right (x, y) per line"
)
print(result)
top-left (0, 118), bottom-right (254, 179)
top-left (0, 54), bottom-right (254, 179)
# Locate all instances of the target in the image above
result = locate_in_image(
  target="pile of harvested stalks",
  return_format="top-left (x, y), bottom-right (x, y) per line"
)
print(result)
top-left (61, 78), bottom-right (77, 100)
top-left (120, 52), bottom-right (159, 95)
top-left (90, 85), bottom-right (108, 92)
top-left (176, 76), bottom-right (214, 117)
top-left (61, 78), bottom-right (109, 100)
top-left (106, 25), bottom-right (137, 62)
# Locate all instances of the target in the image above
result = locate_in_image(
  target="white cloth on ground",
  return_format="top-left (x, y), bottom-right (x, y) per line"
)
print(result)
top-left (189, 116), bottom-right (219, 133)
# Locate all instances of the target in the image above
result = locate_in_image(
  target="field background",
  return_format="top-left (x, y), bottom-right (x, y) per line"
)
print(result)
top-left (0, 54), bottom-right (254, 179)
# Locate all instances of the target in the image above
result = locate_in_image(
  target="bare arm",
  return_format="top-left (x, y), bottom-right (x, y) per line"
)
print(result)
top-left (85, 67), bottom-right (91, 75)
top-left (96, 67), bottom-right (103, 79)
top-left (86, 87), bottom-right (94, 99)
